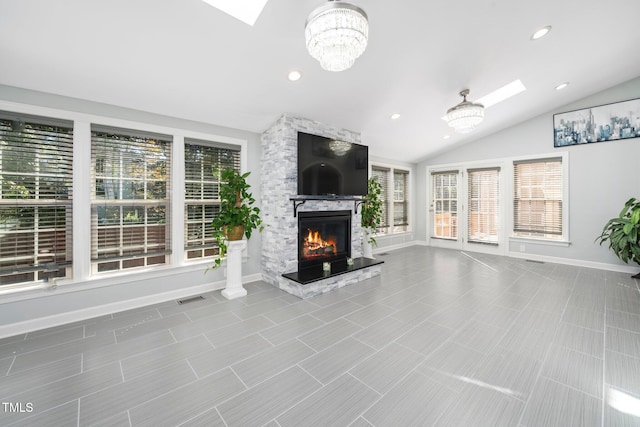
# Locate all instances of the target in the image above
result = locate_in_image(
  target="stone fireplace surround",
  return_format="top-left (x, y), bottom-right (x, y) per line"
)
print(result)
top-left (260, 114), bottom-right (382, 299)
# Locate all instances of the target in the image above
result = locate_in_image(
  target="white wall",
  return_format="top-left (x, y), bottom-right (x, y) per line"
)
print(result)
top-left (0, 85), bottom-right (263, 336)
top-left (419, 77), bottom-right (640, 270)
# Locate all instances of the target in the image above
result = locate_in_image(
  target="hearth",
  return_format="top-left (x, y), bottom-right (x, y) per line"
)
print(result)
top-left (298, 210), bottom-right (351, 271)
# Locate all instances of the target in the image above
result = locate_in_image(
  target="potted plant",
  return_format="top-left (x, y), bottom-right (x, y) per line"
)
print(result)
top-left (210, 168), bottom-right (263, 269)
top-left (360, 177), bottom-right (384, 258)
top-left (596, 197), bottom-right (640, 278)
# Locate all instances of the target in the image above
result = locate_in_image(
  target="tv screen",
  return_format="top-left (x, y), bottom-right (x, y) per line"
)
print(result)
top-left (297, 132), bottom-right (368, 196)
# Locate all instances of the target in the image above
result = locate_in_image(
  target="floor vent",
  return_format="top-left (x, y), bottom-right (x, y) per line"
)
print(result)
top-left (525, 259), bottom-right (545, 264)
top-left (177, 295), bottom-right (205, 305)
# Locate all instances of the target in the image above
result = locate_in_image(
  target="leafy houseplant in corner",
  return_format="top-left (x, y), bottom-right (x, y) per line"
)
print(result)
top-left (210, 168), bottom-right (263, 269)
top-left (361, 177), bottom-right (384, 259)
top-left (596, 197), bottom-right (640, 278)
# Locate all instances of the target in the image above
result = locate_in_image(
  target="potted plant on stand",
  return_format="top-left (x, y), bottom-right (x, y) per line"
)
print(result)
top-left (210, 168), bottom-right (263, 299)
top-left (361, 177), bottom-right (384, 259)
top-left (596, 197), bottom-right (640, 279)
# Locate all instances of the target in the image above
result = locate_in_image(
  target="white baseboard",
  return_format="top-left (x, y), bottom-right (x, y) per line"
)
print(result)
top-left (0, 273), bottom-right (263, 339)
top-left (373, 240), bottom-right (416, 254)
top-left (393, 240), bottom-right (638, 275)
top-left (507, 251), bottom-right (639, 275)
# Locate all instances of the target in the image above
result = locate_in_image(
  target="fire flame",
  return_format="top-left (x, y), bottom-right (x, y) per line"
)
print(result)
top-left (303, 229), bottom-right (337, 257)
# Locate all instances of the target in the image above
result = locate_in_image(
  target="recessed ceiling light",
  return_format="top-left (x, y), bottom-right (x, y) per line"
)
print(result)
top-left (288, 71), bottom-right (302, 81)
top-left (443, 135), bottom-right (451, 140)
top-left (531, 26), bottom-right (552, 40)
top-left (555, 82), bottom-right (569, 90)
top-left (201, 0), bottom-right (269, 26)
top-left (390, 113), bottom-right (401, 120)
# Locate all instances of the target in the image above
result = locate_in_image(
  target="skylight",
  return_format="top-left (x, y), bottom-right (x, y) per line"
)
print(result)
top-left (475, 80), bottom-right (527, 108)
top-left (202, 0), bottom-right (269, 26)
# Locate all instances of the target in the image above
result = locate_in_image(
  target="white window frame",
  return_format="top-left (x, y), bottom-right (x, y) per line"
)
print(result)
top-left (183, 139), bottom-right (241, 262)
top-left (90, 127), bottom-right (173, 274)
top-left (508, 152), bottom-right (570, 246)
top-left (426, 151), bottom-right (569, 252)
top-left (0, 99), bottom-right (247, 297)
top-left (370, 162), bottom-right (412, 236)
top-left (0, 114), bottom-right (74, 286)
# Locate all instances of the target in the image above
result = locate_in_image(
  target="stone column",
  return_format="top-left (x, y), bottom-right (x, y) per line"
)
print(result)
top-left (221, 240), bottom-right (248, 300)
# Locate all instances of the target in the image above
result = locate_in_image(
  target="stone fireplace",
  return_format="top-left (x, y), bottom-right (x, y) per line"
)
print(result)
top-left (260, 114), bottom-right (382, 298)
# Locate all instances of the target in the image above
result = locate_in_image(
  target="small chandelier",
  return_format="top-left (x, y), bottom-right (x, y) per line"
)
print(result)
top-left (329, 140), bottom-right (351, 156)
top-left (305, 0), bottom-right (368, 72)
top-left (445, 89), bottom-right (485, 134)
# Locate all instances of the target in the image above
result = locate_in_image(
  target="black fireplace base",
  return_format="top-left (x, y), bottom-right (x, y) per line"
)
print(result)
top-left (282, 257), bottom-right (384, 285)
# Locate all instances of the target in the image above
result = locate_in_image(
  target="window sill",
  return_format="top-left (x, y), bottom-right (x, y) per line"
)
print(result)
top-left (509, 236), bottom-right (571, 248)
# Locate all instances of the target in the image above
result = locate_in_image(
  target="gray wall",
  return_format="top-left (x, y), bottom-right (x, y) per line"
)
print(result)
top-left (0, 85), bottom-right (263, 328)
top-left (418, 77), bottom-right (640, 268)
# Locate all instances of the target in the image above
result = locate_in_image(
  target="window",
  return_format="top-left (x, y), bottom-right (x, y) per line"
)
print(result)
top-left (372, 165), bottom-right (410, 235)
top-left (513, 157), bottom-right (563, 240)
top-left (91, 127), bottom-right (172, 272)
top-left (393, 170), bottom-right (409, 232)
top-left (371, 166), bottom-right (389, 233)
top-left (468, 167), bottom-right (500, 244)
top-left (184, 139), bottom-right (240, 260)
top-left (432, 170), bottom-right (458, 239)
top-left (0, 114), bottom-right (74, 285)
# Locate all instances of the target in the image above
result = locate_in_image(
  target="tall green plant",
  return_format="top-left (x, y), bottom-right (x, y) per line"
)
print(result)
top-left (596, 197), bottom-right (640, 277)
top-left (209, 168), bottom-right (263, 269)
top-left (361, 177), bottom-right (384, 245)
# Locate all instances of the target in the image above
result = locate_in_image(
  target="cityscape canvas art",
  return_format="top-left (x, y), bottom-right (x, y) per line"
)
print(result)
top-left (553, 98), bottom-right (640, 147)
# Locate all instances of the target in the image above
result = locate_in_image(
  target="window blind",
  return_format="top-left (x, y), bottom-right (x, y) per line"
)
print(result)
top-left (513, 157), bottom-right (563, 239)
top-left (0, 115), bottom-right (74, 285)
top-left (393, 169), bottom-right (409, 228)
top-left (467, 167), bottom-right (500, 244)
top-left (371, 166), bottom-right (389, 231)
top-left (184, 139), bottom-right (240, 260)
top-left (91, 127), bottom-right (172, 272)
top-left (431, 170), bottom-right (458, 239)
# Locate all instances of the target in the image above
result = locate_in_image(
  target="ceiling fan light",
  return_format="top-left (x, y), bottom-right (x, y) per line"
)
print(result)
top-left (305, 1), bottom-right (368, 72)
top-left (445, 89), bottom-right (485, 134)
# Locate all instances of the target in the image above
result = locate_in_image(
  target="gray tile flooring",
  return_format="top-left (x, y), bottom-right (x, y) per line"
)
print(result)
top-left (1, 246), bottom-right (640, 426)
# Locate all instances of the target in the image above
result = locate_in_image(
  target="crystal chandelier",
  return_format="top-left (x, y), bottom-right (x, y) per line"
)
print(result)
top-left (305, 0), bottom-right (368, 72)
top-left (445, 89), bottom-right (485, 134)
top-left (329, 140), bottom-right (351, 156)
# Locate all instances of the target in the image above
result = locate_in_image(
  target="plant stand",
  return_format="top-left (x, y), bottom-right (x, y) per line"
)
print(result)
top-left (221, 240), bottom-right (247, 300)
top-left (362, 228), bottom-right (374, 259)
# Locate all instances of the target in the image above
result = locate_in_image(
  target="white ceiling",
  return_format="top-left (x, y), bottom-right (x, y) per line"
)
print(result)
top-left (1, 0), bottom-right (639, 162)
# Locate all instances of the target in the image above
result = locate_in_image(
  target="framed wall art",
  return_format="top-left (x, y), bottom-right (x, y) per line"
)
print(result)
top-left (553, 97), bottom-right (640, 147)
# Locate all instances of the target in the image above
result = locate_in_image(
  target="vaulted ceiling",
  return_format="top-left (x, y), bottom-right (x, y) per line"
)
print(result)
top-left (1, 0), bottom-right (639, 162)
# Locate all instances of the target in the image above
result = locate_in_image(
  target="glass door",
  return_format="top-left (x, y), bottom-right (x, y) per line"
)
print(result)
top-left (430, 170), bottom-right (460, 249)
top-left (430, 166), bottom-right (504, 254)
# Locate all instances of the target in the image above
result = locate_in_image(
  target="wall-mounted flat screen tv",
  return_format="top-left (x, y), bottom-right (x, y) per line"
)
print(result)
top-left (297, 131), bottom-right (368, 196)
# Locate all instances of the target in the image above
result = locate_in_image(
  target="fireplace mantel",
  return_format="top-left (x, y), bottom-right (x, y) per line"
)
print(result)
top-left (289, 196), bottom-right (366, 217)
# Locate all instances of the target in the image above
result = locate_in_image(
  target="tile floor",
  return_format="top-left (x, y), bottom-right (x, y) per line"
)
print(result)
top-left (1, 246), bottom-right (640, 426)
